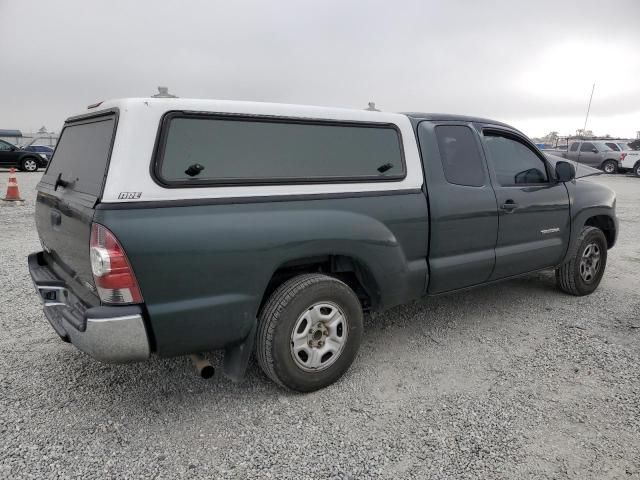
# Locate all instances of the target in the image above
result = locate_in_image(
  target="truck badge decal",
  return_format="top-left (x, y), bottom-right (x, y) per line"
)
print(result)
top-left (540, 228), bottom-right (560, 235)
top-left (118, 192), bottom-right (142, 200)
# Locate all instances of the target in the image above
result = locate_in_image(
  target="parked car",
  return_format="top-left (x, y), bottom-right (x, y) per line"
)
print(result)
top-left (0, 139), bottom-right (47, 171)
top-left (28, 98), bottom-right (618, 392)
top-left (619, 150), bottom-right (640, 176)
top-left (601, 141), bottom-right (634, 152)
top-left (23, 145), bottom-right (54, 163)
top-left (559, 141), bottom-right (622, 174)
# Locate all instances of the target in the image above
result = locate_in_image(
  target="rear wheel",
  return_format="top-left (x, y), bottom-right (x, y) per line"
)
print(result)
top-left (21, 157), bottom-right (39, 172)
top-left (634, 161), bottom-right (640, 177)
top-left (556, 226), bottom-right (607, 296)
top-left (601, 160), bottom-right (617, 174)
top-left (256, 273), bottom-right (363, 392)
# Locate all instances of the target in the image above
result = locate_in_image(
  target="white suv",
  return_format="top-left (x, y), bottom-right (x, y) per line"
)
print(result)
top-left (620, 150), bottom-right (640, 176)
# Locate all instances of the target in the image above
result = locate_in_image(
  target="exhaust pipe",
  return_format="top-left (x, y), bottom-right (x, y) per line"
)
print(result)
top-left (190, 353), bottom-right (215, 379)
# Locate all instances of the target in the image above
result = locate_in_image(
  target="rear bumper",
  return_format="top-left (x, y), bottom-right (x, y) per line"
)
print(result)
top-left (28, 252), bottom-right (150, 363)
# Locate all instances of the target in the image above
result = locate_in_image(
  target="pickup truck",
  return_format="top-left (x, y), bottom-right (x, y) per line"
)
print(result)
top-left (28, 98), bottom-right (618, 392)
top-left (548, 140), bottom-right (621, 174)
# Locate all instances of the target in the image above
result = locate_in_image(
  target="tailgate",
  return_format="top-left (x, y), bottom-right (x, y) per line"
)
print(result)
top-left (35, 112), bottom-right (117, 305)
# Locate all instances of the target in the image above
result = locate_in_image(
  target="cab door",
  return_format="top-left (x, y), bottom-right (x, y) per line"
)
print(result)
top-left (417, 121), bottom-right (498, 293)
top-left (481, 128), bottom-right (570, 279)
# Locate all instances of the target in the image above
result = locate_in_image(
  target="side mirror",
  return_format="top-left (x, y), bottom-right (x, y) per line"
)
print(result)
top-left (591, 148), bottom-right (598, 153)
top-left (10, 145), bottom-right (17, 151)
top-left (555, 161), bottom-right (576, 182)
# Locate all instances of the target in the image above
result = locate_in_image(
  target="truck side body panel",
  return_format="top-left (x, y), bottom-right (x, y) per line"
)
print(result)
top-left (488, 182), bottom-right (571, 278)
top-left (94, 192), bottom-right (429, 357)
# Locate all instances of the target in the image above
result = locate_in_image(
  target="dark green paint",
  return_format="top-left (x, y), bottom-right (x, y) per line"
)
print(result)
top-left (94, 193), bottom-right (430, 357)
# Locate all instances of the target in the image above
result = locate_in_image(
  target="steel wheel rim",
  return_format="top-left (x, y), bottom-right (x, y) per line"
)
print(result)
top-left (604, 163), bottom-right (614, 173)
top-left (290, 301), bottom-right (348, 372)
top-left (24, 159), bottom-right (37, 171)
top-left (579, 242), bottom-right (601, 283)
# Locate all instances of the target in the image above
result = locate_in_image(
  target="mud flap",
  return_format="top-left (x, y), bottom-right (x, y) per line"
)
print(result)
top-left (223, 321), bottom-right (256, 382)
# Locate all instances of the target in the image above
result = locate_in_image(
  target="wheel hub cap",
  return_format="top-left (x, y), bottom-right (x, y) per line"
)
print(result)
top-left (579, 242), bottom-right (601, 283)
top-left (290, 302), bottom-right (348, 372)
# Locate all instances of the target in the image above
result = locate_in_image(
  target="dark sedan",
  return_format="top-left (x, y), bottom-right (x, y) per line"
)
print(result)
top-left (0, 140), bottom-right (47, 171)
top-left (23, 145), bottom-right (54, 162)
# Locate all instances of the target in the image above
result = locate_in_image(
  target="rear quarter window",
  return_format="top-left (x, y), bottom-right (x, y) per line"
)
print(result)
top-left (154, 114), bottom-right (406, 185)
top-left (434, 125), bottom-right (485, 187)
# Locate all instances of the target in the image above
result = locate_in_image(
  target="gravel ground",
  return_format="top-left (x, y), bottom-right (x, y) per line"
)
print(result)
top-left (1, 170), bottom-right (639, 479)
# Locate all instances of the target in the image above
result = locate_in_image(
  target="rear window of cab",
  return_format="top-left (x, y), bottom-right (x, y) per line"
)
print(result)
top-left (153, 113), bottom-right (406, 186)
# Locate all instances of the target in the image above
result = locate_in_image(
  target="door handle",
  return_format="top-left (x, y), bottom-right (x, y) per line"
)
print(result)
top-left (501, 200), bottom-right (518, 212)
top-left (54, 172), bottom-right (69, 192)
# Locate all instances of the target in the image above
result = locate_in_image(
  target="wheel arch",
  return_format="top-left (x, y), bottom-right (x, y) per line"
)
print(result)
top-left (584, 214), bottom-right (616, 248)
top-left (259, 254), bottom-right (382, 313)
top-left (560, 204), bottom-right (617, 265)
top-left (600, 158), bottom-right (618, 172)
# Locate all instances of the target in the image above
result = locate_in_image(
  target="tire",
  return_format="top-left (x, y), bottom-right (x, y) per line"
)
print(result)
top-left (256, 273), bottom-right (363, 392)
top-left (601, 159), bottom-right (617, 174)
top-left (556, 226), bottom-right (607, 296)
top-left (21, 157), bottom-right (39, 172)
top-left (634, 162), bottom-right (640, 177)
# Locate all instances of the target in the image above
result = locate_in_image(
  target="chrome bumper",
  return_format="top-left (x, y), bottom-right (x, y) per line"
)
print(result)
top-left (28, 252), bottom-right (150, 363)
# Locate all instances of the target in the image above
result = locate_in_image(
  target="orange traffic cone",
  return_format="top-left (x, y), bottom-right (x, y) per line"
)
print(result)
top-left (3, 168), bottom-right (23, 202)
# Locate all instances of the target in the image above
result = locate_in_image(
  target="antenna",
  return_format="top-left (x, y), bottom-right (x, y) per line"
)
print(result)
top-left (575, 82), bottom-right (596, 172)
top-left (582, 83), bottom-right (596, 136)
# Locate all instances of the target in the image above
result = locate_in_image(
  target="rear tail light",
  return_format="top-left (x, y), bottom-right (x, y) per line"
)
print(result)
top-left (90, 223), bottom-right (143, 304)
top-left (620, 153), bottom-right (627, 163)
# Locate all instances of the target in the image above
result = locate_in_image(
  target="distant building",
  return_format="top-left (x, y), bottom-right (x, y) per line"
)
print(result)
top-left (0, 127), bottom-right (58, 147)
top-left (24, 126), bottom-right (58, 147)
top-left (0, 129), bottom-right (23, 144)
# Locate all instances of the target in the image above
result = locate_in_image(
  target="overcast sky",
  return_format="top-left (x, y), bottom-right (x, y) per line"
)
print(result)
top-left (1, 0), bottom-right (639, 138)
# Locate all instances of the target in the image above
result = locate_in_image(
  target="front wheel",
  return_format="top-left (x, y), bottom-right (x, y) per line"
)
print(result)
top-left (21, 157), bottom-right (39, 172)
top-left (634, 162), bottom-right (640, 177)
top-left (256, 274), bottom-right (363, 392)
top-left (601, 160), bottom-right (617, 174)
top-left (556, 226), bottom-right (607, 296)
